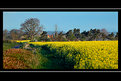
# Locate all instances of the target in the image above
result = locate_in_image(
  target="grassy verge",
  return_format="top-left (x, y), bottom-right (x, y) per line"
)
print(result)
top-left (3, 42), bottom-right (63, 69)
top-left (3, 42), bottom-right (42, 69)
top-left (30, 44), bottom-right (73, 69)
top-left (3, 42), bottom-right (19, 51)
top-left (3, 42), bottom-right (79, 69)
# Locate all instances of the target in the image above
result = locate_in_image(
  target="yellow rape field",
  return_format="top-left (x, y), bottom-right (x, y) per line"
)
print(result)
top-left (16, 40), bottom-right (118, 69)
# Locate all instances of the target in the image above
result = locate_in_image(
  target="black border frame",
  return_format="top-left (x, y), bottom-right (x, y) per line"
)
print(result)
top-left (0, 8), bottom-right (120, 72)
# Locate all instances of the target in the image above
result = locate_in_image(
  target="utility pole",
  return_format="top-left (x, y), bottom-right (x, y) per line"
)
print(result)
top-left (55, 24), bottom-right (58, 41)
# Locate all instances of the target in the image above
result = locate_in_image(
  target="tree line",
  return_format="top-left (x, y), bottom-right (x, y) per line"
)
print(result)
top-left (3, 18), bottom-right (118, 42)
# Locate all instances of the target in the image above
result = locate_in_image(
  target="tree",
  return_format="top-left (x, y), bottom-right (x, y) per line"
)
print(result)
top-left (81, 30), bottom-right (88, 36)
top-left (10, 29), bottom-right (19, 40)
top-left (80, 34), bottom-right (86, 41)
top-left (94, 29), bottom-right (101, 40)
top-left (91, 29), bottom-right (101, 40)
top-left (9, 29), bottom-right (24, 40)
top-left (108, 32), bottom-right (115, 40)
top-left (80, 29), bottom-right (106, 41)
top-left (3, 29), bottom-right (8, 40)
top-left (80, 31), bottom-right (88, 41)
top-left (73, 28), bottom-right (81, 39)
top-left (39, 31), bottom-right (48, 41)
top-left (115, 32), bottom-right (118, 40)
top-left (101, 33), bottom-right (107, 40)
top-left (57, 31), bottom-right (65, 41)
top-left (100, 28), bottom-right (109, 36)
top-left (66, 30), bottom-right (76, 41)
top-left (20, 18), bottom-right (43, 41)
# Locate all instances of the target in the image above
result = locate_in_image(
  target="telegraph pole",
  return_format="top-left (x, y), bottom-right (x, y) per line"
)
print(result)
top-left (55, 24), bottom-right (58, 41)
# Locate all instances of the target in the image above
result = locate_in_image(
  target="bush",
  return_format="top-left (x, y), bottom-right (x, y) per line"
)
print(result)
top-left (3, 49), bottom-right (41, 69)
top-left (3, 40), bottom-right (11, 43)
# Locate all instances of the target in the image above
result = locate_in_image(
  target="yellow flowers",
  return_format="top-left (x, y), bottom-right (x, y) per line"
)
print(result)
top-left (15, 40), bottom-right (31, 43)
top-left (17, 41), bottom-right (118, 69)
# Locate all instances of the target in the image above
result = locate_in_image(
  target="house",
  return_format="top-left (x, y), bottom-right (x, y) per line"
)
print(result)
top-left (47, 34), bottom-right (53, 39)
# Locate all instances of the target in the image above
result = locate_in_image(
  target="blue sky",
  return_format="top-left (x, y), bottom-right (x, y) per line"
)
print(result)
top-left (3, 12), bottom-right (118, 32)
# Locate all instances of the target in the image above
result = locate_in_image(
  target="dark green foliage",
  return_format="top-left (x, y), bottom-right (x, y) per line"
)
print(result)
top-left (107, 32), bottom-right (115, 40)
top-left (57, 32), bottom-right (63, 41)
top-left (3, 25), bottom-right (118, 41)
top-left (115, 32), bottom-right (118, 40)
top-left (66, 30), bottom-right (76, 41)
top-left (39, 31), bottom-right (48, 41)
top-left (73, 28), bottom-right (81, 40)
top-left (79, 28), bottom-right (118, 41)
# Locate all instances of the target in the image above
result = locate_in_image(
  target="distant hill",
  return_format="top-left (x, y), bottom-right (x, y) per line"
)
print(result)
top-left (46, 31), bottom-right (66, 35)
top-left (108, 32), bottom-right (118, 35)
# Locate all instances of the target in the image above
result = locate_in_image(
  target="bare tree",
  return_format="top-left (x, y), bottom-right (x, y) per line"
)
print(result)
top-left (20, 18), bottom-right (43, 41)
top-left (100, 28), bottom-right (109, 36)
top-left (3, 29), bottom-right (8, 40)
top-left (10, 29), bottom-right (20, 40)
